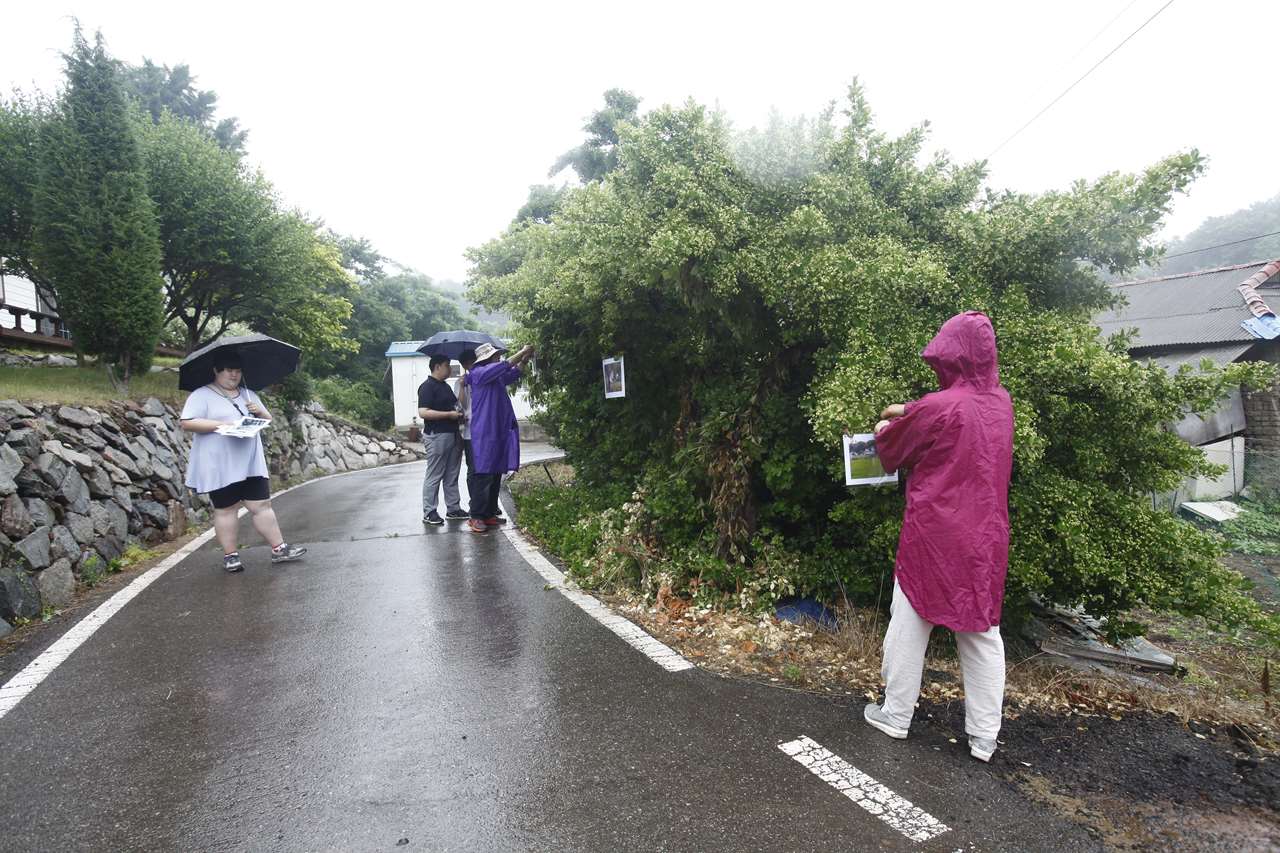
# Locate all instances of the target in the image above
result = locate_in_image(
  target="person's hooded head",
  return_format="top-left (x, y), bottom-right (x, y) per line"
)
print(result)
top-left (921, 311), bottom-right (1000, 391)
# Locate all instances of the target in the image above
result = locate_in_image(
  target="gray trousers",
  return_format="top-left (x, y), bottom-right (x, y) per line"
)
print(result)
top-left (422, 432), bottom-right (463, 516)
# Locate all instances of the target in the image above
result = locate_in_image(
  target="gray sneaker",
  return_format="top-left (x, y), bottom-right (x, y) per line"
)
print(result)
top-left (270, 543), bottom-right (307, 564)
top-left (863, 703), bottom-right (909, 739)
top-left (223, 553), bottom-right (243, 573)
top-left (969, 736), bottom-right (997, 762)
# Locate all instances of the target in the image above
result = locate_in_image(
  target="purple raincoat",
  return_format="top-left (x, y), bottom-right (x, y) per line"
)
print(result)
top-left (874, 312), bottom-right (1014, 633)
top-left (466, 360), bottom-right (523, 475)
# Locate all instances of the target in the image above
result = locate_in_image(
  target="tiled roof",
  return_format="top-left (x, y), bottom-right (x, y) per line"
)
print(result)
top-left (1094, 260), bottom-right (1280, 348)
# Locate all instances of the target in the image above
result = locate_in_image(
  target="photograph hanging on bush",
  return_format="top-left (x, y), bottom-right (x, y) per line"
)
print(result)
top-left (603, 356), bottom-right (626, 399)
top-left (844, 433), bottom-right (898, 487)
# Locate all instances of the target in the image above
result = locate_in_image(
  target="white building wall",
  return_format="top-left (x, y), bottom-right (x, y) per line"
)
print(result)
top-left (0, 274), bottom-right (40, 332)
top-left (390, 355), bottom-right (438, 429)
top-left (389, 354), bottom-right (539, 429)
top-left (1187, 435), bottom-right (1245, 500)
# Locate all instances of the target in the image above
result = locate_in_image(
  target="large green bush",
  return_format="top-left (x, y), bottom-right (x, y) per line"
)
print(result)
top-left (470, 85), bottom-right (1277, 640)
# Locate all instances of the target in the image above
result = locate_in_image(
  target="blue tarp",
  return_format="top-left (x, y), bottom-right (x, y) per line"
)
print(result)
top-left (1241, 314), bottom-right (1280, 340)
top-left (774, 596), bottom-right (839, 630)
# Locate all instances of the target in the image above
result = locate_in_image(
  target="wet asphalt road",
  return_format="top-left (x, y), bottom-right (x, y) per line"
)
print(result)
top-left (0, 459), bottom-right (1101, 852)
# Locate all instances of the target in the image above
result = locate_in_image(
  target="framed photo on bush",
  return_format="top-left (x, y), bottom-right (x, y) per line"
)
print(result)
top-left (844, 433), bottom-right (898, 487)
top-left (603, 356), bottom-right (626, 399)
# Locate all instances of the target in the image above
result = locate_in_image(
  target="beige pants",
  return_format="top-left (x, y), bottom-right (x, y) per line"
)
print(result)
top-left (880, 581), bottom-right (1005, 740)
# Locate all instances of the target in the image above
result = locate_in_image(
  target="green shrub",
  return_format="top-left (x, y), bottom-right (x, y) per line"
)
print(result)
top-left (277, 369), bottom-right (314, 415)
top-left (314, 376), bottom-right (392, 429)
top-left (515, 482), bottom-right (615, 579)
top-left (472, 84), bottom-right (1280, 643)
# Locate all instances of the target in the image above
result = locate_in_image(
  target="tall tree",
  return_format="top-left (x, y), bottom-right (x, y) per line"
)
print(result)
top-left (242, 214), bottom-right (357, 358)
top-left (140, 113), bottom-right (277, 350)
top-left (549, 88), bottom-right (640, 183)
top-left (0, 94), bottom-right (57, 306)
top-left (141, 115), bottom-right (355, 353)
top-left (33, 28), bottom-right (164, 385)
top-left (123, 58), bottom-right (247, 154)
top-left (329, 232), bottom-right (387, 283)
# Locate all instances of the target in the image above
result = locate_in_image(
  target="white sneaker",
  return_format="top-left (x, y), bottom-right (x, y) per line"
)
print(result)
top-left (969, 736), bottom-right (997, 762)
top-left (863, 703), bottom-right (909, 739)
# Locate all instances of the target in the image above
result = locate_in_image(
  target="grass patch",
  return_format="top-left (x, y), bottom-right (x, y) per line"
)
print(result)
top-left (507, 463), bottom-right (611, 577)
top-left (0, 364), bottom-right (182, 406)
top-left (1222, 499), bottom-right (1280, 556)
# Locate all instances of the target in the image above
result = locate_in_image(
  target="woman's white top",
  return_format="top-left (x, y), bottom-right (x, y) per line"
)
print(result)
top-left (180, 385), bottom-right (270, 493)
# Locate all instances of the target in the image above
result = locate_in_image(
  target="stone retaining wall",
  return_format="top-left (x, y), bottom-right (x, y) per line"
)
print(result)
top-left (0, 398), bottom-right (425, 635)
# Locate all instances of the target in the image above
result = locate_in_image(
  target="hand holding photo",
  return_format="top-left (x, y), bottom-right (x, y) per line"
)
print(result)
top-left (602, 356), bottom-right (626, 399)
top-left (844, 433), bottom-right (898, 487)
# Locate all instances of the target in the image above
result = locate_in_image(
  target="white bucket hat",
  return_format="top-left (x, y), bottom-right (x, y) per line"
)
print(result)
top-left (473, 342), bottom-right (505, 362)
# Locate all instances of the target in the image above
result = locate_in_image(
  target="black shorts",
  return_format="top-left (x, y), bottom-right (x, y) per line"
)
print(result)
top-left (208, 476), bottom-right (271, 509)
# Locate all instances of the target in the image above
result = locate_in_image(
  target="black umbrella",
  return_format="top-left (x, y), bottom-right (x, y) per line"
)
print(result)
top-left (179, 334), bottom-right (302, 392)
top-left (416, 330), bottom-right (505, 360)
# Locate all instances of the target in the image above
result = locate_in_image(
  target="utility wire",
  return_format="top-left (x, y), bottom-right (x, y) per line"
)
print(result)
top-left (986, 0), bottom-right (1177, 159)
top-left (1005, 0), bottom-right (1145, 119)
top-left (1163, 230), bottom-right (1280, 260)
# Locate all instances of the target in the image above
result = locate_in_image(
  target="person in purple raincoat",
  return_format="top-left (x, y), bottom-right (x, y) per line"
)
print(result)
top-left (465, 342), bottom-right (535, 533)
top-left (860, 311), bottom-right (1014, 763)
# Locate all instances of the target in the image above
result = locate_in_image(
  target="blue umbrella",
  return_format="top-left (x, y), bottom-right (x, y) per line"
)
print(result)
top-left (416, 330), bottom-right (505, 360)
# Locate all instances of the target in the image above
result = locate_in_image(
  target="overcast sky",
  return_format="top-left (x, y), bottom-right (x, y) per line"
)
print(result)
top-left (4, 1), bottom-right (1275, 282)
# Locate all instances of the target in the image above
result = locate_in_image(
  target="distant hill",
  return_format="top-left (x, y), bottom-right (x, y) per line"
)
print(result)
top-left (1158, 193), bottom-right (1280, 276)
top-left (435, 278), bottom-right (511, 334)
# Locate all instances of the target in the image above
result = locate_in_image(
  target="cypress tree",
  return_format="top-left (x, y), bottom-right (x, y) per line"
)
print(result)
top-left (34, 27), bottom-right (164, 386)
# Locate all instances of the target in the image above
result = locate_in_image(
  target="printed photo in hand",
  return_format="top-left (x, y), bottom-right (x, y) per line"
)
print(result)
top-left (844, 433), bottom-right (898, 487)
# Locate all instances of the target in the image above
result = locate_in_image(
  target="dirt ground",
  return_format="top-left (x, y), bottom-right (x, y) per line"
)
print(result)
top-left (1224, 551), bottom-right (1280, 609)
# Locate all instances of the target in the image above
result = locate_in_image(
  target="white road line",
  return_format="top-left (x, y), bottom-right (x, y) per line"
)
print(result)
top-left (499, 524), bottom-right (695, 673)
top-left (778, 735), bottom-right (950, 844)
top-left (0, 525), bottom-right (221, 720)
top-left (0, 464), bottom-right (402, 723)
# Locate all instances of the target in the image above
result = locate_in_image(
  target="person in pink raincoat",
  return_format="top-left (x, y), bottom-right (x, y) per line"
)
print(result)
top-left (860, 311), bottom-right (1014, 763)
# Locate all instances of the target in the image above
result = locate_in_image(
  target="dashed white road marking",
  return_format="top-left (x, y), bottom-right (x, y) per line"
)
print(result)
top-left (500, 524), bottom-right (694, 672)
top-left (0, 465), bottom-right (388, 723)
top-left (778, 735), bottom-right (950, 843)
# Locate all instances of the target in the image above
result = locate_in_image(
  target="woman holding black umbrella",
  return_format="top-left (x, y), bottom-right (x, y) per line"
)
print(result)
top-left (179, 349), bottom-right (306, 573)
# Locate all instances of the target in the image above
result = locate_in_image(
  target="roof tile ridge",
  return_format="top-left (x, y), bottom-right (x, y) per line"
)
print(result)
top-left (1111, 259), bottom-right (1276, 288)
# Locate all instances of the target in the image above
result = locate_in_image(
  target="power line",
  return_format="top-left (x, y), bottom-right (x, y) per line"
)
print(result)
top-left (986, 0), bottom-right (1177, 160)
top-left (1163, 230), bottom-right (1280, 260)
top-left (1006, 0), bottom-right (1145, 119)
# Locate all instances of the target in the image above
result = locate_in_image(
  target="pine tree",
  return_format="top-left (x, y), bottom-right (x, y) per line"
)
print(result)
top-left (34, 27), bottom-right (164, 386)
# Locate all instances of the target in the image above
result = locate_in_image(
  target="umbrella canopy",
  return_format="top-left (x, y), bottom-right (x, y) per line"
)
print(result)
top-left (179, 334), bottom-right (302, 392)
top-left (416, 330), bottom-right (505, 360)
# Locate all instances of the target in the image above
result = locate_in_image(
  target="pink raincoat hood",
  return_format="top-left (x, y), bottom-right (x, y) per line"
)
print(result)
top-left (922, 312), bottom-right (1000, 391)
top-left (874, 311), bottom-right (1014, 632)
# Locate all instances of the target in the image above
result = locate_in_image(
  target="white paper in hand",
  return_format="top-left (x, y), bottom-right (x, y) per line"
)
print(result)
top-left (215, 417), bottom-right (271, 439)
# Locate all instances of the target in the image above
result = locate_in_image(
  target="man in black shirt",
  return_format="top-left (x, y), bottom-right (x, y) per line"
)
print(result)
top-left (417, 355), bottom-right (467, 525)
